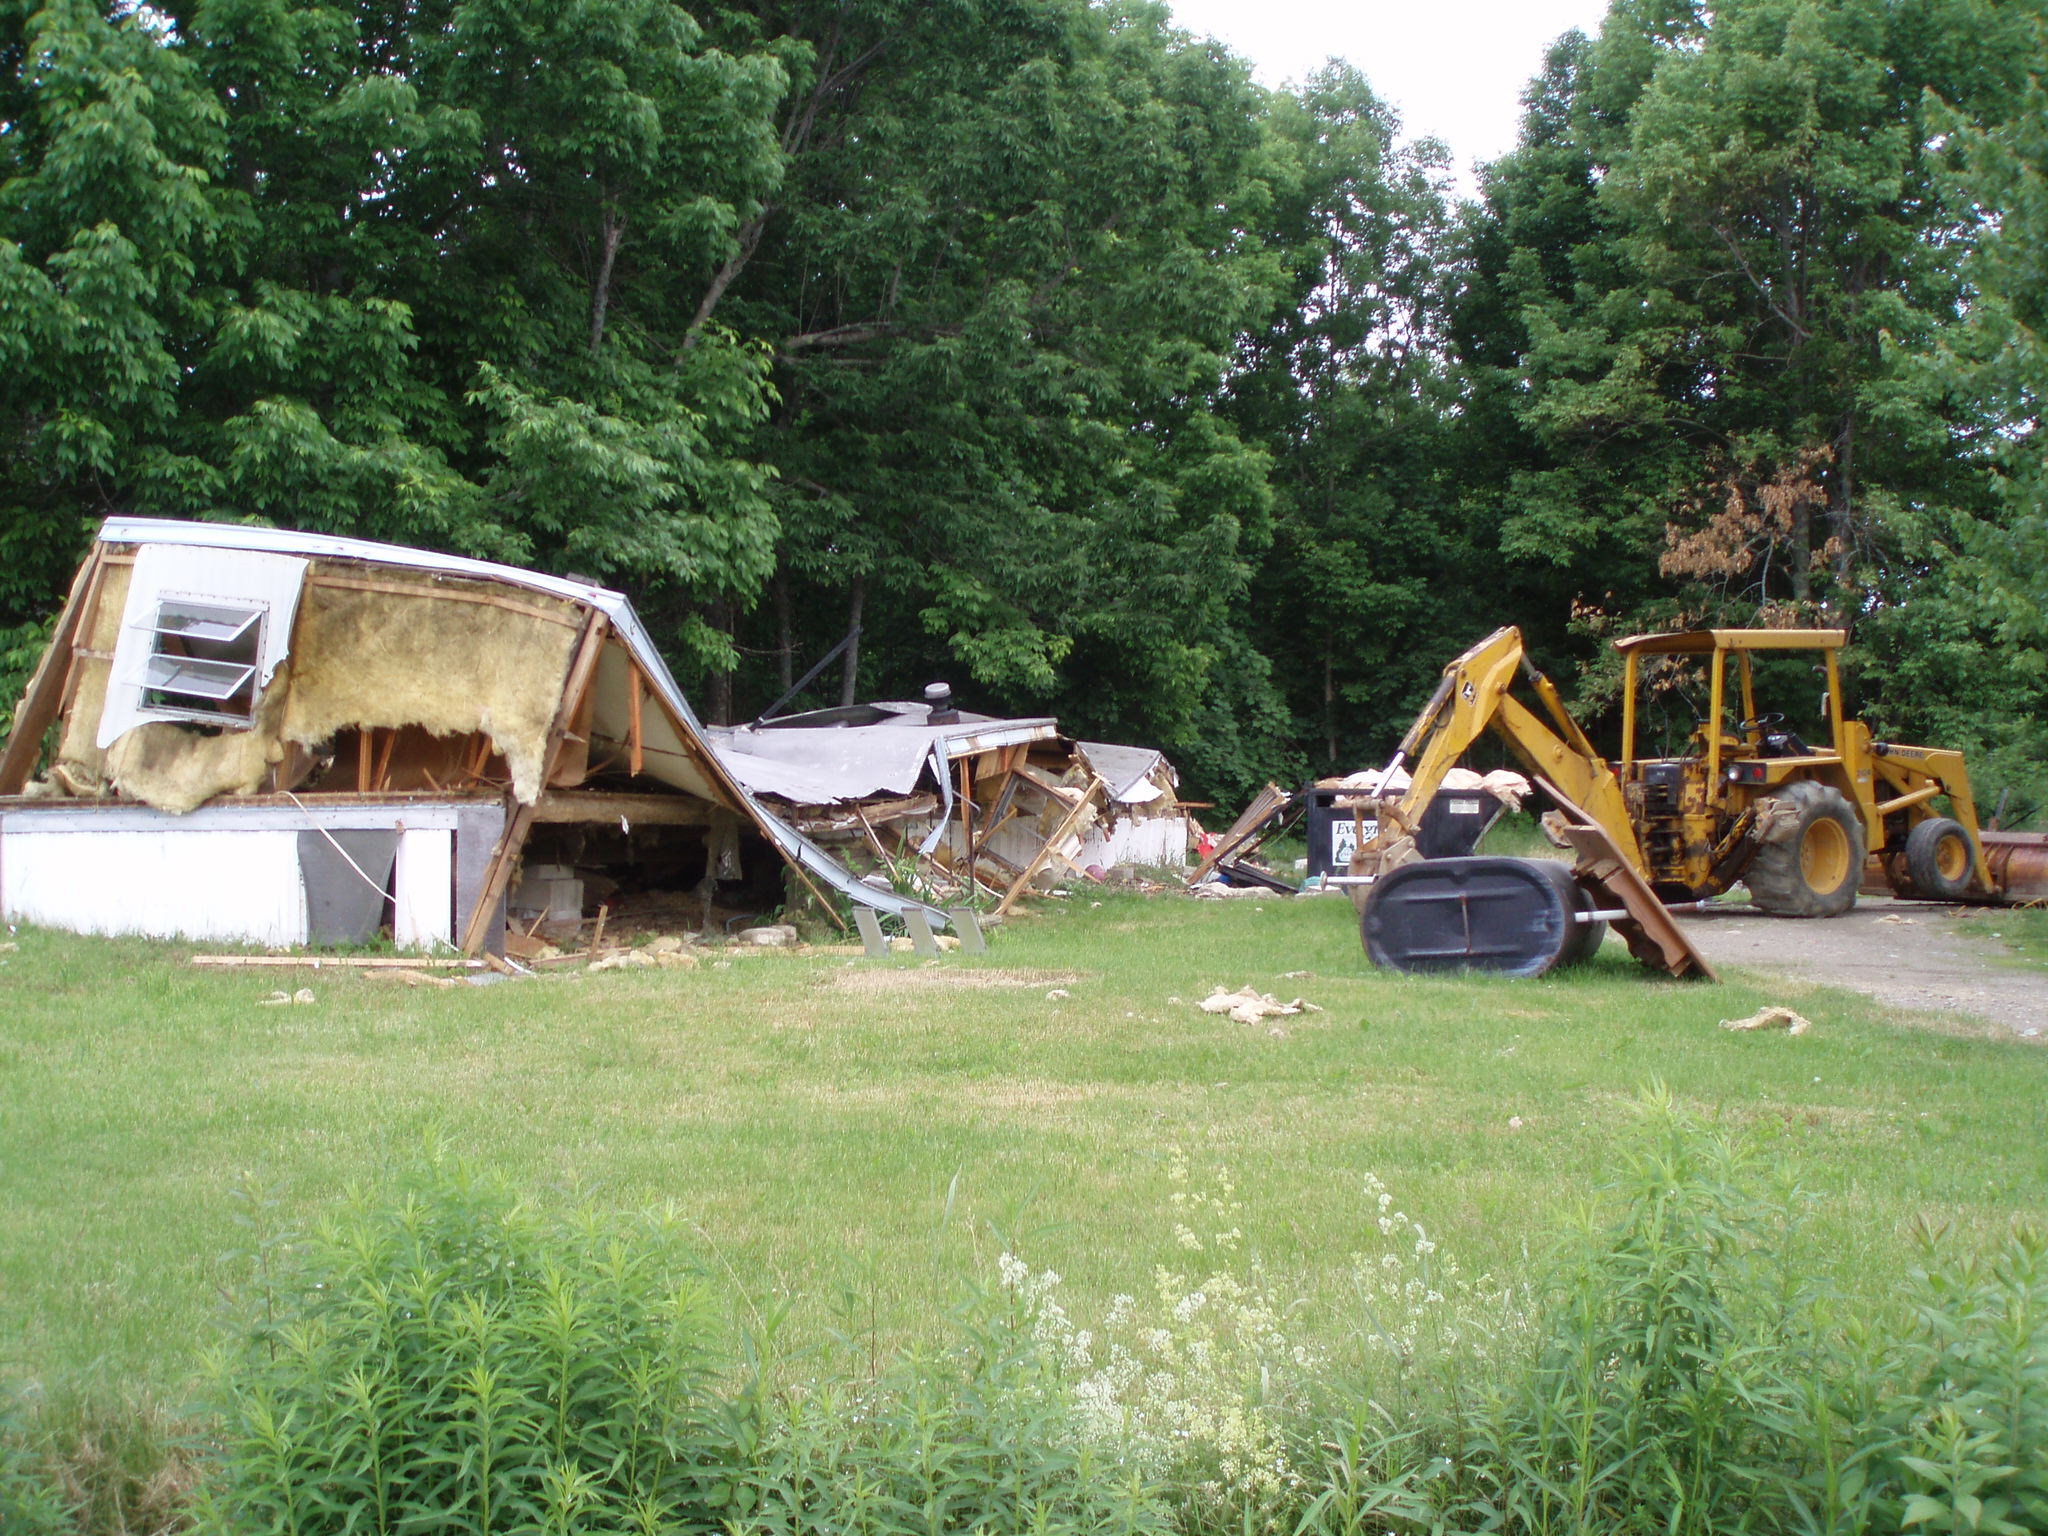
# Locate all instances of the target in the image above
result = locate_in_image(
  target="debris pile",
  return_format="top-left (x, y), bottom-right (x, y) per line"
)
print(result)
top-left (709, 701), bottom-right (1193, 916)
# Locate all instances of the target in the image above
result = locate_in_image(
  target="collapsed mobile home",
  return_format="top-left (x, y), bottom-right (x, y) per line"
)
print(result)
top-left (710, 698), bottom-right (1195, 909)
top-left (0, 520), bottom-right (948, 952)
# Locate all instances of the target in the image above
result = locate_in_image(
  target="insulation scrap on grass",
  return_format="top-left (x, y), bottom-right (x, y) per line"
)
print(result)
top-left (1197, 986), bottom-right (1323, 1025)
top-left (1720, 1005), bottom-right (1812, 1035)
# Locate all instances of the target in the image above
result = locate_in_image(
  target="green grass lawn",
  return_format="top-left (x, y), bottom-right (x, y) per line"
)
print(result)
top-left (4, 893), bottom-right (2046, 1400)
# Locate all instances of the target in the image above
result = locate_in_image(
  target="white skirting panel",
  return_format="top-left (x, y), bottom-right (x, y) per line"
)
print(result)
top-left (393, 829), bottom-right (454, 949)
top-left (0, 803), bottom-right (476, 949)
top-left (0, 826), bottom-right (309, 944)
top-left (1076, 814), bottom-right (1191, 870)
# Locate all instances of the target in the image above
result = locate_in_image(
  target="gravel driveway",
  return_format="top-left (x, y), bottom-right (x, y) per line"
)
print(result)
top-left (1678, 899), bottom-right (2047, 1039)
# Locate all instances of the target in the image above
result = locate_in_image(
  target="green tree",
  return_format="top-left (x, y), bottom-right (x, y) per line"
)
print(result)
top-left (1, 0), bottom-right (792, 674)
top-left (1449, 0), bottom-right (2041, 748)
top-left (1226, 64), bottom-right (1471, 775)
top-left (0, 0), bottom-right (225, 622)
top-left (1866, 51), bottom-right (2048, 819)
top-left (694, 0), bottom-right (1291, 779)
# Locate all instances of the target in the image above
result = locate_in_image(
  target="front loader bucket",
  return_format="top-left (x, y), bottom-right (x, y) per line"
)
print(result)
top-left (1985, 831), bottom-right (2048, 903)
top-left (1529, 773), bottom-right (1719, 981)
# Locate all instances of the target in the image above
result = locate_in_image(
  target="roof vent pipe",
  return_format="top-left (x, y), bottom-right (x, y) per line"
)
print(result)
top-left (924, 681), bottom-right (959, 725)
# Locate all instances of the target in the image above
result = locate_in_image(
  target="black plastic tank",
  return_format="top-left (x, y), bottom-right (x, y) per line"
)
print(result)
top-left (1361, 856), bottom-right (1597, 977)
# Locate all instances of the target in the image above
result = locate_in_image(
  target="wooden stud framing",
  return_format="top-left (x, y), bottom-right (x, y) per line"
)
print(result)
top-left (993, 777), bottom-right (1104, 919)
top-left (627, 665), bottom-right (645, 776)
top-left (958, 755), bottom-right (974, 891)
top-left (460, 613), bottom-right (612, 955)
top-left (372, 726), bottom-right (398, 792)
top-left (0, 545), bottom-right (106, 795)
top-left (56, 553), bottom-right (114, 721)
top-left (530, 789), bottom-right (714, 826)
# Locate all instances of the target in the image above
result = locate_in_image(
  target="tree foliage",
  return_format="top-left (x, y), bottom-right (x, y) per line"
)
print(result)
top-left (1, 0), bottom-right (2043, 810)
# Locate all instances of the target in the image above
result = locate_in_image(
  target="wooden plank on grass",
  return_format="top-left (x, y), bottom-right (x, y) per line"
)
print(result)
top-left (1191, 781), bottom-right (1290, 883)
top-left (193, 955), bottom-right (482, 969)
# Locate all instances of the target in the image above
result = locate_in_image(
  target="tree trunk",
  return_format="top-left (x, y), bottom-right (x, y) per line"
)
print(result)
top-left (1830, 416), bottom-right (1856, 588)
top-left (589, 208), bottom-right (625, 354)
top-left (773, 570), bottom-right (793, 693)
top-left (707, 597), bottom-right (734, 725)
top-left (1324, 635), bottom-right (1337, 765)
top-left (1790, 503), bottom-right (1813, 603)
top-left (839, 576), bottom-right (865, 707)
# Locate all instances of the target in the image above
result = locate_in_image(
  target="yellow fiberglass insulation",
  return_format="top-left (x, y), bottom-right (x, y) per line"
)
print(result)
top-left (279, 577), bottom-right (582, 804)
top-left (102, 675), bottom-right (292, 815)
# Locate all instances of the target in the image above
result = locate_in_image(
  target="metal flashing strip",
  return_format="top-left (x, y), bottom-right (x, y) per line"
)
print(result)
top-left (932, 721), bottom-right (1060, 757)
top-left (0, 801), bottom-right (470, 834)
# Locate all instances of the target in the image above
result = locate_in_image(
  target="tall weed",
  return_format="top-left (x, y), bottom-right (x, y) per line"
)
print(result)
top-left (1000, 1150), bottom-right (1313, 1528)
top-left (2, 1397), bottom-right (71, 1536)
top-left (197, 1158), bottom-right (725, 1536)
top-left (42, 1108), bottom-right (2048, 1536)
top-left (1447, 1087), bottom-right (1815, 1535)
top-left (727, 1279), bottom-right (1170, 1535)
top-left (1787, 1224), bottom-right (2048, 1535)
top-left (0, 1385), bottom-right (196, 1536)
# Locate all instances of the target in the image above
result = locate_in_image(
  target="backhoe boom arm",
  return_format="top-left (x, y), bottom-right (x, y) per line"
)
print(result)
top-left (1368, 627), bottom-right (1645, 872)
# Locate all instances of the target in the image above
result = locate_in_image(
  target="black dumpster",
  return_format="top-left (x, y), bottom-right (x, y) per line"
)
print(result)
top-left (1361, 856), bottom-right (1599, 976)
top-left (1306, 786), bottom-right (1508, 877)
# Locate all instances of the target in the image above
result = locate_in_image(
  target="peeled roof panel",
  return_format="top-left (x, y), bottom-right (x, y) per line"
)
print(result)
top-left (709, 718), bottom-right (1058, 804)
top-left (708, 723), bottom-right (941, 801)
top-left (1075, 741), bottom-right (1166, 802)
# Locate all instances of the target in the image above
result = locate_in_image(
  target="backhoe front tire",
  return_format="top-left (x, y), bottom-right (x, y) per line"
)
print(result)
top-left (1904, 817), bottom-right (1975, 902)
top-left (1746, 781), bottom-right (1864, 918)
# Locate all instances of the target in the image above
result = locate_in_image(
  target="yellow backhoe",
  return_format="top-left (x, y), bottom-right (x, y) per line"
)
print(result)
top-left (1346, 626), bottom-right (2047, 977)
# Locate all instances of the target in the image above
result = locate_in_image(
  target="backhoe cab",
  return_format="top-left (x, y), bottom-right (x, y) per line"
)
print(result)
top-left (1609, 627), bottom-right (1987, 914)
top-left (1347, 626), bottom-right (2042, 977)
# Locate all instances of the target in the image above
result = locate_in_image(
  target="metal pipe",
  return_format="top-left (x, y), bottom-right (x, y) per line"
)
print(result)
top-left (1622, 654), bottom-right (1637, 763)
top-left (1874, 784), bottom-right (1942, 817)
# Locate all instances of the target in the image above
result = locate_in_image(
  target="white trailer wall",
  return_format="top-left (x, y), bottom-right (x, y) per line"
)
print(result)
top-left (0, 802), bottom-right (499, 949)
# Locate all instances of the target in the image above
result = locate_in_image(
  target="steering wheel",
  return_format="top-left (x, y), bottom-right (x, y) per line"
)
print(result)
top-left (1737, 712), bottom-right (1785, 733)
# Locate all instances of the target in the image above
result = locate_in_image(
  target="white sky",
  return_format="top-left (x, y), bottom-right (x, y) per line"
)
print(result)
top-left (1165, 0), bottom-right (1615, 191)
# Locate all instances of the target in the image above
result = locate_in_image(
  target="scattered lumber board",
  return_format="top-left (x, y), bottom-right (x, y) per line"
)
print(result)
top-left (192, 955), bottom-right (483, 969)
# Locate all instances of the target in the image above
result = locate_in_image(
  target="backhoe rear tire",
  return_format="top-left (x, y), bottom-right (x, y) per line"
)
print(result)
top-left (1746, 781), bottom-right (1864, 918)
top-left (1904, 816), bottom-right (1975, 902)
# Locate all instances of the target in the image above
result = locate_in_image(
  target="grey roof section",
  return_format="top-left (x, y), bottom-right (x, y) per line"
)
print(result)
top-left (710, 716), bottom-right (1058, 806)
top-left (1074, 741), bottom-right (1169, 803)
top-left (93, 518), bottom-right (954, 931)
